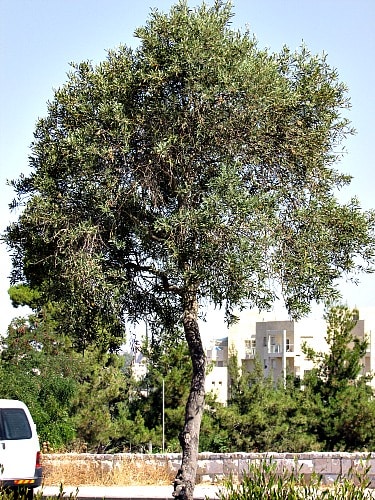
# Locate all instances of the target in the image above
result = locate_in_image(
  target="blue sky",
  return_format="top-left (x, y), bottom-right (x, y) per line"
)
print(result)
top-left (0, 0), bottom-right (374, 336)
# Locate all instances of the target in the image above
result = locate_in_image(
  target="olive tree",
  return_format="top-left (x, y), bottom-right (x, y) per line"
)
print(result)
top-left (4, 2), bottom-right (375, 498)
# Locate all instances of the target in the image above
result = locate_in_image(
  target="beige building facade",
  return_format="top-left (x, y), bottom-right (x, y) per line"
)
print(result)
top-left (205, 309), bottom-right (374, 404)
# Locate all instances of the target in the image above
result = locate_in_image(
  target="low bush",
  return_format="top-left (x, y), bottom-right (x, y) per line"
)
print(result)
top-left (217, 459), bottom-right (373, 499)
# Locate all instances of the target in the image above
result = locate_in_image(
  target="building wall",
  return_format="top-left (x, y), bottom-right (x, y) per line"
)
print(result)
top-left (205, 366), bottom-right (228, 404)
top-left (255, 320), bottom-right (294, 380)
top-left (204, 310), bottom-right (373, 403)
top-left (205, 337), bottom-right (229, 404)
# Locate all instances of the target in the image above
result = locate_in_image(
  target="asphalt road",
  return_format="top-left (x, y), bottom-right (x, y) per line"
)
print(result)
top-left (40, 484), bottom-right (221, 500)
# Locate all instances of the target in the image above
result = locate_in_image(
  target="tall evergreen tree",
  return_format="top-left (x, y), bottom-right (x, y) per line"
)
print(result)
top-left (0, 312), bottom-right (77, 448)
top-left (212, 352), bottom-right (320, 453)
top-left (130, 334), bottom-right (192, 452)
top-left (303, 305), bottom-right (375, 450)
top-left (1, 286), bottom-right (136, 451)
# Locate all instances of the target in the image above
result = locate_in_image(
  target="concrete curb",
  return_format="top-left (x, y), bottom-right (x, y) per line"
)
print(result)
top-left (40, 484), bottom-right (221, 499)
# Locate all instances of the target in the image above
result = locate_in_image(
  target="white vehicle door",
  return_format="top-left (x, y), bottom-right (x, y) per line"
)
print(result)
top-left (0, 407), bottom-right (36, 480)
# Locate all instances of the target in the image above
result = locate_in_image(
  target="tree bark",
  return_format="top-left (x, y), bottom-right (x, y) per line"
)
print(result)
top-left (173, 292), bottom-right (206, 500)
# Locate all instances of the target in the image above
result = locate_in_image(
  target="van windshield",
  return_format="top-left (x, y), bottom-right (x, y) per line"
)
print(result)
top-left (0, 409), bottom-right (32, 440)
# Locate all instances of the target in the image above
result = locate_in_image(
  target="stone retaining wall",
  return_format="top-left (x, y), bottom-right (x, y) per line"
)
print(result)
top-left (43, 452), bottom-right (375, 486)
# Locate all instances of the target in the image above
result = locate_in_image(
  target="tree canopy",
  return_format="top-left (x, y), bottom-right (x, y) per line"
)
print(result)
top-left (3, 2), bottom-right (375, 498)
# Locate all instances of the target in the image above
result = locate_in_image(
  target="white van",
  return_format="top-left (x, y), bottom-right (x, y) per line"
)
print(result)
top-left (0, 399), bottom-right (42, 498)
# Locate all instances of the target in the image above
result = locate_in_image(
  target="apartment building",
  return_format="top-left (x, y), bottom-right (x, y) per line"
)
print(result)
top-left (205, 309), bottom-right (374, 404)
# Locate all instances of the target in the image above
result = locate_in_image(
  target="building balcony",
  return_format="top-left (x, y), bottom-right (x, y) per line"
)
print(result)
top-left (268, 343), bottom-right (294, 355)
top-left (269, 344), bottom-right (281, 354)
top-left (244, 347), bottom-right (256, 359)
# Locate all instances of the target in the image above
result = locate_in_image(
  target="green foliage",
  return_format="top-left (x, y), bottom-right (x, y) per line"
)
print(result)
top-left (0, 486), bottom-right (79, 500)
top-left (0, 314), bottom-right (77, 448)
top-left (3, 292), bottom-right (375, 455)
top-left (4, 1), bottom-right (375, 346)
top-left (3, 3), bottom-right (375, 480)
top-left (303, 306), bottom-right (370, 394)
top-left (202, 354), bottom-right (320, 453)
top-left (217, 459), bottom-right (373, 499)
top-left (69, 349), bottom-right (130, 451)
top-left (202, 311), bottom-right (375, 454)
top-left (0, 291), bottom-right (137, 451)
top-left (128, 333), bottom-right (192, 451)
top-left (302, 305), bottom-right (375, 451)
top-left (8, 284), bottom-right (42, 309)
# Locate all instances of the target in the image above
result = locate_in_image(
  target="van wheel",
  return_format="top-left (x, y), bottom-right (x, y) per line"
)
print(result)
top-left (16, 487), bottom-right (34, 500)
top-left (25, 488), bottom-right (34, 500)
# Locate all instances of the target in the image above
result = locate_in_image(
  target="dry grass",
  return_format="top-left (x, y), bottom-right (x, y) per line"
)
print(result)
top-left (42, 455), bottom-right (175, 487)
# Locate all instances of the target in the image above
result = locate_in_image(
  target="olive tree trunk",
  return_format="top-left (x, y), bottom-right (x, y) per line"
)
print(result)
top-left (173, 293), bottom-right (206, 500)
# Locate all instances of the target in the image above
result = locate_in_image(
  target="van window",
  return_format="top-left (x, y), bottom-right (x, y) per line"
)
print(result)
top-left (0, 409), bottom-right (32, 440)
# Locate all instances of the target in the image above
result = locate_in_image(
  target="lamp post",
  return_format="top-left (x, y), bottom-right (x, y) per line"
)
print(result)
top-left (162, 378), bottom-right (165, 453)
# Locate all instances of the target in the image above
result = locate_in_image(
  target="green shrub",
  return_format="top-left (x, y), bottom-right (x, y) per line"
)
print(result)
top-left (217, 459), bottom-right (373, 499)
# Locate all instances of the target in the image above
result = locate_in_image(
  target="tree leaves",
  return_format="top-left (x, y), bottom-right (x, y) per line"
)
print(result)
top-left (3, 0), bottom-right (375, 365)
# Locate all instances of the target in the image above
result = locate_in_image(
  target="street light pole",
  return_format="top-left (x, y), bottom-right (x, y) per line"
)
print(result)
top-left (162, 378), bottom-right (165, 453)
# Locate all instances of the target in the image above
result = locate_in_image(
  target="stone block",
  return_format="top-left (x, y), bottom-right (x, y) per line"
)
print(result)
top-left (100, 460), bottom-right (114, 473)
top-left (223, 458), bottom-right (237, 477)
top-left (206, 459), bottom-right (224, 475)
top-left (297, 460), bottom-right (314, 474)
top-left (321, 474), bottom-right (339, 485)
top-left (341, 458), bottom-right (353, 475)
top-left (313, 457), bottom-right (332, 474)
top-left (238, 459), bottom-right (251, 476)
